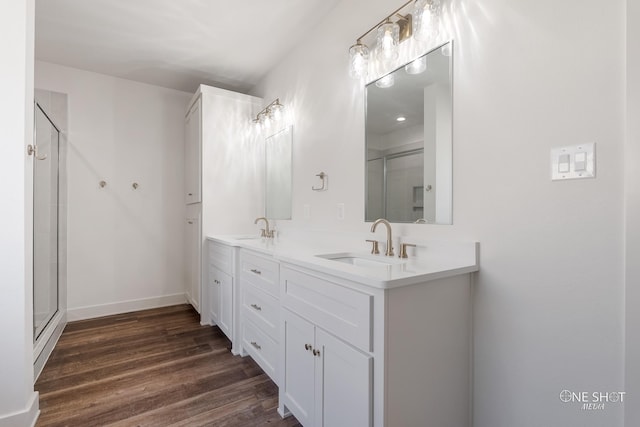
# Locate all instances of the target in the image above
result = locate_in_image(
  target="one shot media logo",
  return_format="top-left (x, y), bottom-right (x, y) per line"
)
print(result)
top-left (559, 390), bottom-right (626, 411)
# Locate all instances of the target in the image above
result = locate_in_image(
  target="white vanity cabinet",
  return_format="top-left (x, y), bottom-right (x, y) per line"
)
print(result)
top-left (282, 308), bottom-right (372, 427)
top-left (206, 240), bottom-right (237, 348)
top-left (278, 262), bottom-right (473, 427)
top-left (239, 249), bottom-right (281, 383)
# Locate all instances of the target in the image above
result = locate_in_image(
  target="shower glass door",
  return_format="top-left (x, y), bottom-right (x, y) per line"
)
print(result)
top-left (33, 103), bottom-right (60, 340)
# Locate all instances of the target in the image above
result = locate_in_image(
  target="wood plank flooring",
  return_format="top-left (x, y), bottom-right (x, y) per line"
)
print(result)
top-left (35, 304), bottom-right (301, 427)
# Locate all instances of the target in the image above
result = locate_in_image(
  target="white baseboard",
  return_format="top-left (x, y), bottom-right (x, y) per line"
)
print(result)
top-left (67, 293), bottom-right (187, 321)
top-left (0, 392), bottom-right (39, 427)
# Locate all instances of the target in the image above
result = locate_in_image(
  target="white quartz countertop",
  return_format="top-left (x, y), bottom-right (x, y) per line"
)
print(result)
top-left (206, 234), bottom-right (479, 289)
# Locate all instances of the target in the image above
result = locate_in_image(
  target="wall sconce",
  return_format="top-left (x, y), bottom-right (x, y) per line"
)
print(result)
top-left (253, 98), bottom-right (286, 135)
top-left (348, 0), bottom-right (442, 80)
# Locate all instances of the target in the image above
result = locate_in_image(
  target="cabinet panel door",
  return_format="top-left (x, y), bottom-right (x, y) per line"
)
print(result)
top-left (185, 100), bottom-right (201, 204)
top-left (218, 269), bottom-right (233, 339)
top-left (209, 267), bottom-right (221, 324)
top-left (185, 215), bottom-right (201, 313)
top-left (316, 328), bottom-right (372, 427)
top-left (283, 309), bottom-right (316, 427)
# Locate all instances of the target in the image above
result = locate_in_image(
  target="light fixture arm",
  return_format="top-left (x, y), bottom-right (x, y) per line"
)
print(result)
top-left (354, 0), bottom-right (413, 43)
top-left (253, 98), bottom-right (283, 123)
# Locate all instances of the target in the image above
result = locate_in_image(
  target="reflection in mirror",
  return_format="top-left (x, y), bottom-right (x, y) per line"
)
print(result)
top-left (365, 42), bottom-right (452, 224)
top-left (265, 126), bottom-right (292, 220)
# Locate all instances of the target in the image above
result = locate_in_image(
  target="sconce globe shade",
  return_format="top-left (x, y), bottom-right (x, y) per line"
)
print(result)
top-left (376, 22), bottom-right (400, 64)
top-left (269, 102), bottom-right (285, 123)
top-left (413, 0), bottom-right (441, 42)
top-left (405, 56), bottom-right (427, 74)
top-left (375, 73), bottom-right (395, 89)
top-left (349, 43), bottom-right (370, 79)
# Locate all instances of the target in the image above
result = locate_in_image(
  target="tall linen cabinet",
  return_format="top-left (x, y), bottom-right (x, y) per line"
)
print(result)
top-left (184, 84), bottom-right (263, 337)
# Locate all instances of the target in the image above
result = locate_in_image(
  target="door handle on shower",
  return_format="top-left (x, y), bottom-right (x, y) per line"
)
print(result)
top-left (27, 145), bottom-right (47, 160)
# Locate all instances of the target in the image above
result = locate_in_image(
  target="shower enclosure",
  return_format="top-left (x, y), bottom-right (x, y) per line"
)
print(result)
top-left (33, 102), bottom-right (60, 339)
top-left (32, 90), bottom-right (67, 379)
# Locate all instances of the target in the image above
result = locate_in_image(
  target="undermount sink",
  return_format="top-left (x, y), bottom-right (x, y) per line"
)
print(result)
top-left (316, 252), bottom-right (406, 268)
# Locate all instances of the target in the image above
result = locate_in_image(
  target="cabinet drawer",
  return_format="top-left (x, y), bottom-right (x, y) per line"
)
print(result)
top-left (242, 320), bottom-right (278, 383)
top-left (208, 241), bottom-right (233, 275)
top-left (242, 284), bottom-right (279, 340)
top-left (240, 251), bottom-right (279, 298)
top-left (281, 267), bottom-right (373, 353)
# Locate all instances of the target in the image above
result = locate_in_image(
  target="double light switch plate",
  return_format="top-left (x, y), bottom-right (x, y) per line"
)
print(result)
top-left (551, 143), bottom-right (595, 181)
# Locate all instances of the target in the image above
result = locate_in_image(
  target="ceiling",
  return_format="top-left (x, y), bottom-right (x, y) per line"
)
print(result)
top-left (35, 0), bottom-right (340, 94)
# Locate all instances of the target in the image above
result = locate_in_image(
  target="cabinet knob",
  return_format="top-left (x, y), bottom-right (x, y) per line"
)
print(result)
top-left (250, 269), bottom-right (262, 275)
top-left (304, 344), bottom-right (312, 351)
top-left (188, 193), bottom-right (193, 196)
top-left (250, 341), bottom-right (261, 350)
top-left (250, 303), bottom-right (262, 311)
top-left (313, 349), bottom-right (321, 357)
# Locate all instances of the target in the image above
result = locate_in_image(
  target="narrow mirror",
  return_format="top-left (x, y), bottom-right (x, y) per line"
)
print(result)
top-left (265, 126), bottom-right (292, 220)
top-left (365, 42), bottom-right (453, 224)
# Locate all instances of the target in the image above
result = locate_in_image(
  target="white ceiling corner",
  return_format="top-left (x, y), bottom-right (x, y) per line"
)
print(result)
top-left (35, 0), bottom-right (341, 93)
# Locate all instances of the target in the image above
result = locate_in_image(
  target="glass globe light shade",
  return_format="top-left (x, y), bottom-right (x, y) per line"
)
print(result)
top-left (376, 21), bottom-right (400, 64)
top-left (375, 73), bottom-right (395, 89)
top-left (349, 43), bottom-right (370, 80)
top-left (413, 0), bottom-right (441, 42)
top-left (405, 56), bottom-right (427, 74)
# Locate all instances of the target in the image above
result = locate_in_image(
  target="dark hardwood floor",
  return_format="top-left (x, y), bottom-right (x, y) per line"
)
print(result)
top-left (35, 304), bottom-right (301, 427)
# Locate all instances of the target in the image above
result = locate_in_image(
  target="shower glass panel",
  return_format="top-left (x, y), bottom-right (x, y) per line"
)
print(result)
top-left (33, 103), bottom-right (60, 340)
top-left (385, 151), bottom-right (424, 223)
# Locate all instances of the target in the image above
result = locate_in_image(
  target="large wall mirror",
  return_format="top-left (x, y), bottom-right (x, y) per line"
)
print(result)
top-left (265, 126), bottom-right (292, 219)
top-left (365, 42), bottom-right (453, 224)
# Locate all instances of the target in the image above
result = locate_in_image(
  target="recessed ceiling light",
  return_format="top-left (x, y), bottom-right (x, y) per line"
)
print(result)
top-left (396, 116), bottom-right (406, 122)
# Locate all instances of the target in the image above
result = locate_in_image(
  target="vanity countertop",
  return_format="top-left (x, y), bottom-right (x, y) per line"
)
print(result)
top-left (207, 234), bottom-right (479, 289)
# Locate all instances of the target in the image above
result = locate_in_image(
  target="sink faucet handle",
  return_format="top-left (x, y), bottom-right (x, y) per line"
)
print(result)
top-left (259, 228), bottom-right (267, 237)
top-left (365, 239), bottom-right (380, 255)
top-left (399, 243), bottom-right (417, 259)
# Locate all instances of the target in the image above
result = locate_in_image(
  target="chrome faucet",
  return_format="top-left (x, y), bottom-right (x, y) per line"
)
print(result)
top-left (254, 217), bottom-right (273, 238)
top-left (370, 218), bottom-right (394, 257)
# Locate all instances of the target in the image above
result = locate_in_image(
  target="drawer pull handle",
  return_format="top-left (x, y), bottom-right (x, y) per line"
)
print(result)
top-left (251, 341), bottom-right (261, 350)
top-left (250, 269), bottom-right (262, 275)
top-left (250, 303), bottom-right (262, 311)
top-left (313, 349), bottom-right (321, 357)
top-left (304, 344), bottom-right (312, 351)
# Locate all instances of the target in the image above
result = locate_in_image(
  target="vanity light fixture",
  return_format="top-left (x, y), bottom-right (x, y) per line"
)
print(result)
top-left (348, 0), bottom-right (442, 81)
top-left (252, 98), bottom-right (285, 131)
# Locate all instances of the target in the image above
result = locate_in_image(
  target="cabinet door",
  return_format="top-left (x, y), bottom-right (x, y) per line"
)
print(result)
top-left (283, 309), bottom-right (316, 427)
top-left (185, 100), bottom-right (201, 204)
top-left (185, 215), bottom-right (201, 313)
top-left (209, 267), bottom-right (221, 325)
top-left (315, 328), bottom-right (372, 427)
top-left (218, 269), bottom-right (233, 340)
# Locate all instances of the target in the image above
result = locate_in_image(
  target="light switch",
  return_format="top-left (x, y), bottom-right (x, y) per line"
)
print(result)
top-left (558, 154), bottom-right (570, 173)
top-left (575, 152), bottom-right (587, 171)
top-left (551, 143), bottom-right (596, 181)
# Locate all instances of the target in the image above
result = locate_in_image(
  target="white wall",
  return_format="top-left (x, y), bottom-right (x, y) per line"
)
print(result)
top-left (0, 0), bottom-right (39, 426)
top-left (35, 62), bottom-right (192, 320)
top-left (625, 0), bottom-right (640, 425)
top-left (253, 0), bottom-right (626, 425)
